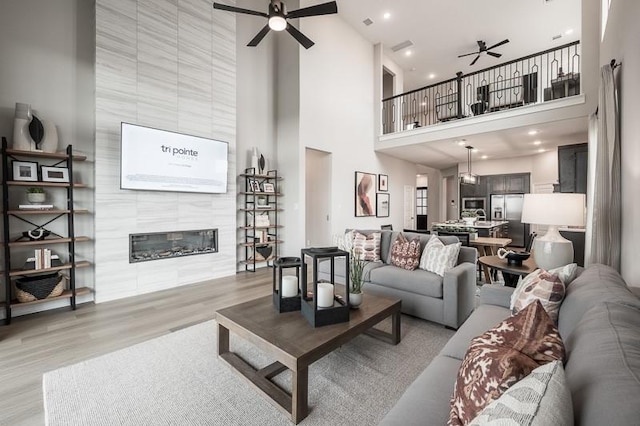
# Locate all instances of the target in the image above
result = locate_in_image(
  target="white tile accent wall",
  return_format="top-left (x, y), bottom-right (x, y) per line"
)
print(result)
top-left (95, 0), bottom-right (236, 303)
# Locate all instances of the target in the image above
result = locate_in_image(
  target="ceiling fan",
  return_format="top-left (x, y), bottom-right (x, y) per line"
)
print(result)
top-left (213, 0), bottom-right (338, 49)
top-left (458, 39), bottom-right (510, 66)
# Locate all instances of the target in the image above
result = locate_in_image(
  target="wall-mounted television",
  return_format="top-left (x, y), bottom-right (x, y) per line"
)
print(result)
top-left (120, 123), bottom-right (228, 194)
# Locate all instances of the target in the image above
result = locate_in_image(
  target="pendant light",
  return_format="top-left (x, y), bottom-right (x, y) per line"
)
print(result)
top-left (459, 145), bottom-right (478, 185)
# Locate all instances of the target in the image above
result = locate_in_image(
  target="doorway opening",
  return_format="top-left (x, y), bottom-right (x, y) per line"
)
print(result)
top-left (305, 148), bottom-right (332, 247)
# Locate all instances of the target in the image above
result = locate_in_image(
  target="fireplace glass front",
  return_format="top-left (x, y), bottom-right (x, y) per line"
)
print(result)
top-left (129, 229), bottom-right (218, 263)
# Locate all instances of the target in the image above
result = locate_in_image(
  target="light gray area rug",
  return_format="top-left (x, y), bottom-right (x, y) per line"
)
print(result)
top-left (43, 316), bottom-right (453, 425)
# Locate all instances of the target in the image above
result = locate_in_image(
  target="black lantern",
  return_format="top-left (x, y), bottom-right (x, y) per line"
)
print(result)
top-left (272, 257), bottom-right (302, 312)
top-left (300, 247), bottom-right (350, 327)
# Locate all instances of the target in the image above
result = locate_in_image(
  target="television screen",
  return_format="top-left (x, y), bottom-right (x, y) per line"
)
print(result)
top-left (120, 123), bottom-right (228, 194)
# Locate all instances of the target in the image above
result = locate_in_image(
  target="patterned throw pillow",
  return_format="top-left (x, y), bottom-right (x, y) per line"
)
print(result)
top-left (334, 230), bottom-right (355, 252)
top-left (510, 269), bottom-right (565, 323)
top-left (352, 232), bottom-right (381, 262)
top-left (448, 301), bottom-right (566, 426)
top-left (389, 233), bottom-right (421, 271)
top-left (469, 360), bottom-right (573, 426)
top-left (419, 236), bottom-right (461, 276)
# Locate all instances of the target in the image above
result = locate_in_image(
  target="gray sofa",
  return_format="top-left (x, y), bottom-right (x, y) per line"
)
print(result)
top-left (318, 230), bottom-right (477, 329)
top-left (381, 264), bottom-right (640, 425)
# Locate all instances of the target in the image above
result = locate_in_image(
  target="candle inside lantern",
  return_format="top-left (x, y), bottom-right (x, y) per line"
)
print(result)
top-left (317, 283), bottom-right (334, 308)
top-left (281, 275), bottom-right (298, 298)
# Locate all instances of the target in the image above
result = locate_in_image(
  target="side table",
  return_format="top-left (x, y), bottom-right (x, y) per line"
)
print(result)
top-left (478, 255), bottom-right (537, 287)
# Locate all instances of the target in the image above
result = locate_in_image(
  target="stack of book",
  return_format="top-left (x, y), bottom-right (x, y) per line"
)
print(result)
top-left (19, 204), bottom-right (54, 210)
top-left (34, 248), bottom-right (53, 270)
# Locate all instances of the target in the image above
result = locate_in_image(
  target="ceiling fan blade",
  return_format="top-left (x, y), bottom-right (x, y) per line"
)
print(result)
top-left (487, 51), bottom-right (502, 58)
top-left (287, 1), bottom-right (338, 19)
top-left (458, 52), bottom-right (478, 58)
top-left (286, 23), bottom-right (315, 49)
top-left (247, 24), bottom-right (271, 47)
top-left (487, 38), bottom-right (509, 50)
top-left (470, 55), bottom-right (480, 66)
top-left (213, 3), bottom-right (268, 18)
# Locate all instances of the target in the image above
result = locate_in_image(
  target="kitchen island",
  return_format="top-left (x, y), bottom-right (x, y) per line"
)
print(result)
top-left (431, 220), bottom-right (508, 237)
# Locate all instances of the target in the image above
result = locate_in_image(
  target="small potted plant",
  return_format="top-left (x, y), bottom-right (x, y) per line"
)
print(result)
top-left (465, 227), bottom-right (478, 241)
top-left (349, 248), bottom-right (367, 308)
top-left (26, 187), bottom-right (46, 204)
top-left (461, 209), bottom-right (478, 225)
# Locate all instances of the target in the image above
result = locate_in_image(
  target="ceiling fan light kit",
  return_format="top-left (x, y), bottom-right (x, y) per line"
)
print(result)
top-left (213, 0), bottom-right (338, 49)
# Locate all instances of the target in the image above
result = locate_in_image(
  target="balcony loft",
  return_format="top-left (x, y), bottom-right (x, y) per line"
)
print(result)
top-left (377, 41), bottom-right (591, 165)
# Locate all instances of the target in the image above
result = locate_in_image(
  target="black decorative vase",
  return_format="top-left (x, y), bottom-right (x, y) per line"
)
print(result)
top-left (259, 154), bottom-right (265, 174)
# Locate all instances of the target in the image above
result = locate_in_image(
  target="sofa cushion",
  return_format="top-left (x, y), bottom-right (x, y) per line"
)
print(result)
top-left (469, 360), bottom-right (573, 426)
top-left (449, 301), bottom-right (565, 425)
top-left (419, 237), bottom-right (461, 277)
top-left (317, 257), bottom-right (384, 283)
top-left (511, 269), bottom-right (565, 323)
top-left (557, 263), bottom-right (638, 339)
top-left (380, 355), bottom-right (461, 426)
top-left (564, 301), bottom-right (640, 426)
top-left (440, 304), bottom-right (511, 360)
top-left (352, 231), bottom-right (381, 262)
top-left (368, 265), bottom-right (444, 298)
top-left (389, 233), bottom-right (421, 271)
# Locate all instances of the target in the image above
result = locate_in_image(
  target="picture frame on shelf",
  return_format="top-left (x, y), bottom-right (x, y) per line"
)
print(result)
top-left (378, 174), bottom-right (388, 191)
top-left (376, 193), bottom-right (390, 218)
top-left (355, 171), bottom-right (376, 217)
top-left (249, 179), bottom-right (261, 192)
top-left (41, 166), bottom-right (69, 183)
top-left (12, 160), bottom-right (38, 181)
top-left (262, 182), bottom-right (275, 193)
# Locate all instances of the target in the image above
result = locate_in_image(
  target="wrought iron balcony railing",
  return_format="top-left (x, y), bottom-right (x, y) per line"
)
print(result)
top-left (382, 41), bottom-right (581, 134)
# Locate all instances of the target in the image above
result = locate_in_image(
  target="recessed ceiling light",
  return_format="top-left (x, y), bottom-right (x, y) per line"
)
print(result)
top-left (533, 140), bottom-right (542, 145)
top-left (383, 12), bottom-right (391, 20)
top-left (565, 28), bottom-right (574, 35)
top-left (472, 148), bottom-right (479, 153)
top-left (457, 141), bottom-right (466, 146)
top-left (421, 102), bottom-right (426, 106)
top-left (428, 73), bottom-right (436, 79)
top-left (405, 50), bottom-right (412, 56)
top-left (481, 155), bottom-right (488, 159)
top-left (538, 148), bottom-right (546, 153)
top-left (528, 130), bottom-right (538, 135)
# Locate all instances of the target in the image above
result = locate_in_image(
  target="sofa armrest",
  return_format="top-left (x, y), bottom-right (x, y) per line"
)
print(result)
top-left (479, 284), bottom-right (515, 308)
top-left (442, 262), bottom-right (476, 329)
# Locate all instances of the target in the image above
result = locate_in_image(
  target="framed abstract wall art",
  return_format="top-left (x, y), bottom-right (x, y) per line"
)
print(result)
top-left (355, 171), bottom-right (376, 217)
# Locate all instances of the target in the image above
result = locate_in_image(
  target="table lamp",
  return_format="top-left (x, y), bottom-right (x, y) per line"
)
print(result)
top-left (521, 193), bottom-right (586, 270)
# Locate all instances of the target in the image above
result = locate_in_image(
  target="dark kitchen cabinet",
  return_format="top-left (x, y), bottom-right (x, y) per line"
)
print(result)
top-left (460, 176), bottom-right (487, 197)
top-left (558, 143), bottom-right (588, 194)
top-left (488, 173), bottom-right (530, 194)
top-left (489, 175), bottom-right (507, 193)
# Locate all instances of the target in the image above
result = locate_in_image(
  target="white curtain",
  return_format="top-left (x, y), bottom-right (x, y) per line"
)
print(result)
top-left (587, 64), bottom-right (621, 270)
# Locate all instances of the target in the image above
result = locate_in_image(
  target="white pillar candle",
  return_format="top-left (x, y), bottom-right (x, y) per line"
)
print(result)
top-left (281, 276), bottom-right (298, 298)
top-left (317, 283), bottom-right (334, 308)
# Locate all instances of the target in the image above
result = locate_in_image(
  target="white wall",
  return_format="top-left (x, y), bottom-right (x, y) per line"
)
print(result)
top-left (295, 2), bottom-right (417, 240)
top-left (601, 0), bottom-right (640, 286)
top-left (0, 0), bottom-right (95, 317)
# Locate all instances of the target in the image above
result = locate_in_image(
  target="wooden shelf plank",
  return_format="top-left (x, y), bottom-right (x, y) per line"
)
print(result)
top-left (7, 181), bottom-right (88, 188)
top-left (6, 287), bottom-right (91, 308)
top-left (239, 208), bottom-right (283, 212)
top-left (7, 209), bottom-right (90, 215)
top-left (239, 240), bottom-right (283, 247)
top-left (6, 148), bottom-right (87, 161)
top-left (239, 256), bottom-right (277, 265)
top-left (7, 261), bottom-right (91, 277)
top-left (239, 173), bottom-right (283, 180)
top-left (238, 225), bottom-right (283, 230)
top-left (7, 236), bottom-right (91, 247)
top-left (239, 192), bottom-right (282, 196)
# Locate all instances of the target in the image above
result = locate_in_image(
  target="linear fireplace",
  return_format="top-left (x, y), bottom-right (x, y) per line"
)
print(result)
top-left (129, 229), bottom-right (218, 263)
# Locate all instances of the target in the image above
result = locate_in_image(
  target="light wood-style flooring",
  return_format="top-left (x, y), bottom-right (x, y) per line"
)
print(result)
top-left (0, 269), bottom-right (273, 426)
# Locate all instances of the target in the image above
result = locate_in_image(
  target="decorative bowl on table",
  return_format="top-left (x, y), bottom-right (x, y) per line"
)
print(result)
top-left (497, 248), bottom-right (530, 266)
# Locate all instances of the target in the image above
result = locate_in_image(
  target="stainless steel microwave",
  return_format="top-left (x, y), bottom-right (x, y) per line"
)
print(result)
top-left (462, 197), bottom-right (486, 211)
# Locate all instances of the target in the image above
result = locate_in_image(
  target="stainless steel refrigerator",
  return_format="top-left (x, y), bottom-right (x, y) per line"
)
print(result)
top-left (491, 194), bottom-right (526, 247)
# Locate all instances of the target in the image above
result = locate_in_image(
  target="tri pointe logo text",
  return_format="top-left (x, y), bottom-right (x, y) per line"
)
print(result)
top-left (161, 145), bottom-right (198, 160)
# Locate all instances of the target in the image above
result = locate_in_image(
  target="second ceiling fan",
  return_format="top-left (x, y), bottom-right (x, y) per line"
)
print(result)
top-left (213, 0), bottom-right (338, 49)
top-left (458, 39), bottom-right (510, 66)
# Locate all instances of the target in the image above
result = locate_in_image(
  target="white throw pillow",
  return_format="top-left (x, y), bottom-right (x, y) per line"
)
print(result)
top-left (334, 230), bottom-right (355, 252)
top-left (549, 263), bottom-right (578, 285)
top-left (469, 360), bottom-right (573, 426)
top-left (418, 236), bottom-right (461, 276)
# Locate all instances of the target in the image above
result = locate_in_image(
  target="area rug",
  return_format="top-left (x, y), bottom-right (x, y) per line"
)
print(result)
top-left (43, 316), bottom-right (454, 425)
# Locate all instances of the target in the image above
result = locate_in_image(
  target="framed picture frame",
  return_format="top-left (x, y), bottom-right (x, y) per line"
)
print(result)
top-left (378, 174), bottom-right (389, 191)
top-left (355, 171), bottom-right (376, 217)
top-left (376, 193), bottom-right (390, 218)
top-left (12, 161), bottom-right (39, 181)
top-left (41, 166), bottom-right (69, 183)
top-left (262, 182), bottom-right (275, 193)
top-left (249, 179), bottom-right (261, 192)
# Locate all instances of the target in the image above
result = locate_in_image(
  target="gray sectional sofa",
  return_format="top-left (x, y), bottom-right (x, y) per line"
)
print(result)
top-left (318, 230), bottom-right (477, 329)
top-left (381, 264), bottom-right (640, 425)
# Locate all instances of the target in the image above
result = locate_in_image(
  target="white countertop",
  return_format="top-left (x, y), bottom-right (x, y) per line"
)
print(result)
top-left (432, 221), bottom-right (508, 229)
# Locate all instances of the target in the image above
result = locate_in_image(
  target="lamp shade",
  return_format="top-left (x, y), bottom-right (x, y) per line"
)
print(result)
top-left (521, 193), bottom-right (586, 226)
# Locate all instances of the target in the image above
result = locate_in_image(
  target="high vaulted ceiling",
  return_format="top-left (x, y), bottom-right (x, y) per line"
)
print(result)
top-left (338, 0), bottom-right (582, 92)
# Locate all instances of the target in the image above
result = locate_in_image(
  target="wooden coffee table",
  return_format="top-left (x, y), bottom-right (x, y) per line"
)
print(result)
top-left (215, 292), bottom-right (401, 424)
